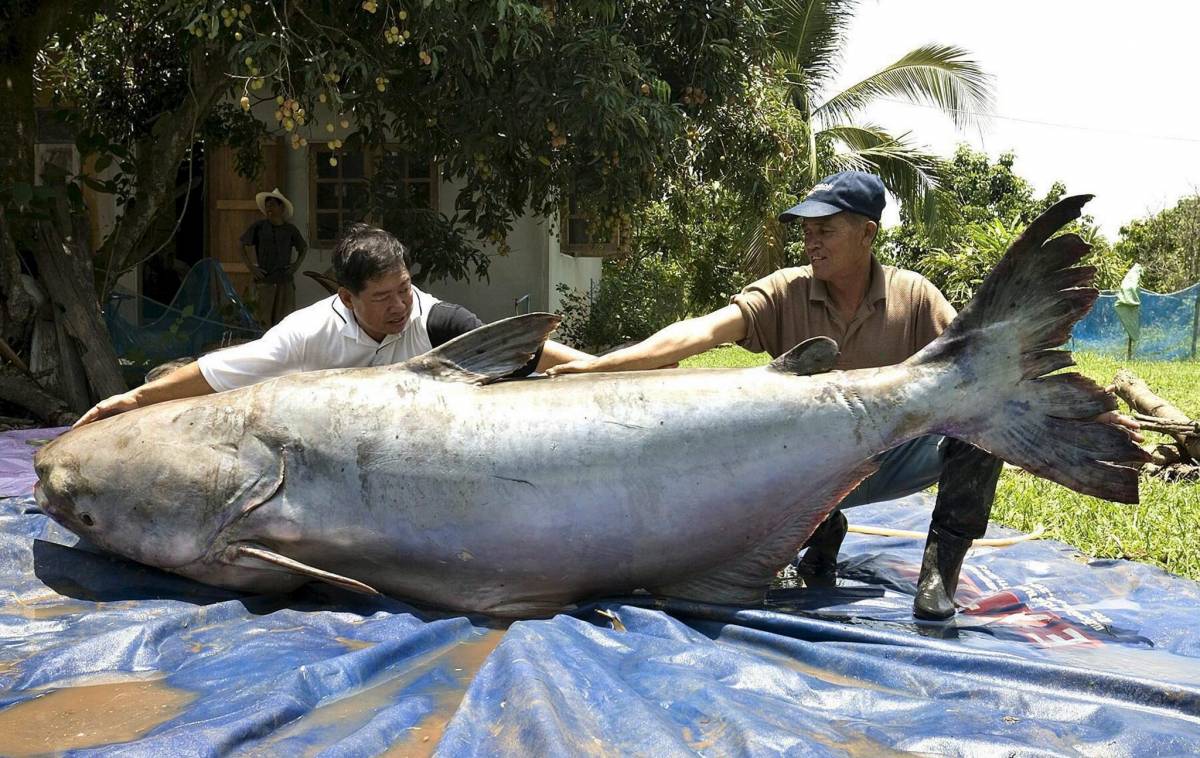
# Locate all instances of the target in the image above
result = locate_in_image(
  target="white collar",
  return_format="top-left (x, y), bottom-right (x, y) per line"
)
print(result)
top-left (329, 290), bottom-right (423, 347)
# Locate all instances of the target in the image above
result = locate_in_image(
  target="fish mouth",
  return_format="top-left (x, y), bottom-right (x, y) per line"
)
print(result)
top-left (32, 481), bottom-right (53, 515)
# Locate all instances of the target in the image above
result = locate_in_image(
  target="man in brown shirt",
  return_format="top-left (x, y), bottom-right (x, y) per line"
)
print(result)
top-left (548, 171), bottom-right (1000, 620)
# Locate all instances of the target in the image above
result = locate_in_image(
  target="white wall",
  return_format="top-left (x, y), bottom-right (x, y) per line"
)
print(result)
top-left (546, 214), bottom-right (602, 315)
top-left (232, 101), bottom-right (602, 323)
top-left (424, 179), bottom-right (549, 322)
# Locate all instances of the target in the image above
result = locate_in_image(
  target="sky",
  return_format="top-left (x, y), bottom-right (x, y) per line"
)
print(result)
top-left (831, 0), bottom-right (1200, 237)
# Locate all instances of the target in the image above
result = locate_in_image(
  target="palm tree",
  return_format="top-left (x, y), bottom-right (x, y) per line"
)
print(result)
top-left (742, 0), bottom-right (994, 276)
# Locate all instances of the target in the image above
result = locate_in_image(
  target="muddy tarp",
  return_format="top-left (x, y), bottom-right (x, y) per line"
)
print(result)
top-left (2, 429), bottom-right (1200, 756)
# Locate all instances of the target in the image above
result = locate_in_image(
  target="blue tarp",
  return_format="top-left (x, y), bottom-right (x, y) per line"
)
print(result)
top-left (3, 429), bottom-right (1200, 755)
top-left (105, 260), bottom-right (263, 388)
top-left (1071, 282), bottom-right (1200, 360)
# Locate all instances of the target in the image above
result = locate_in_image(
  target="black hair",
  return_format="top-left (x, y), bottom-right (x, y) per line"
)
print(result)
top-left (331, 224), bottom-right (409, 294)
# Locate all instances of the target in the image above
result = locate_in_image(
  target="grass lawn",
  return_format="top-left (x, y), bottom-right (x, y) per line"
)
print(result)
top-left (681, 346), bottom-right (1200, 581)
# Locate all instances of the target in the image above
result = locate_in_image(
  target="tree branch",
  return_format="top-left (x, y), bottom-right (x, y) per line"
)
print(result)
top-left (97, 44), bottom-right (232, 284)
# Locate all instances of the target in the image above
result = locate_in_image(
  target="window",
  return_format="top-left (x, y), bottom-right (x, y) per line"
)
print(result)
top-left (560, 194), bottom-right (627, 257)
top-left (377, 150), bottom-right (437, 210)
top-left (311, 146), bottom-right (368, 245)
top-left (309, 144), bottom-right (437, 245)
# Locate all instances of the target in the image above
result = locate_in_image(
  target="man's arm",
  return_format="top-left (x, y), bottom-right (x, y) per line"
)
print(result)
top-left (74, 362), bottom-right (216, 428)
top-left (289, 225), bottom-right (309, 273)
top-left (546, 304), bottom-right (747, 375)
top-left (240, 245), bottom-right (266, 279)
top-left (536, 340), bottom-right (592, 372)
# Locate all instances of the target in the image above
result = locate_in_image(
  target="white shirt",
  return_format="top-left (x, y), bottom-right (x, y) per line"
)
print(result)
top-left (198, 286), bottom-right (441, 392)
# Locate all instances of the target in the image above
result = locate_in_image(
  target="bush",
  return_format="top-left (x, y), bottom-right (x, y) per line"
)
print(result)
top-left (555, 255), bottom-right (689, 353)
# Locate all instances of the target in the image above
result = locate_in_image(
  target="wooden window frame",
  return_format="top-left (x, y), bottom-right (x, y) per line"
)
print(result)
top-left (308, 143), bottom-right (439, 246)
top-left (559, 196), bottom-right (628, 257)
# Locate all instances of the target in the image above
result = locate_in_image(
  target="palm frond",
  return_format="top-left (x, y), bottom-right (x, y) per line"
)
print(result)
top-left (767, 0), bottom-right (858, 93)
top-left (737, 212), bottom-right (790, 280)
top-left (816, 44), bottom-right (993, 130)
top-left (820, 123), bottom-right (956, 232)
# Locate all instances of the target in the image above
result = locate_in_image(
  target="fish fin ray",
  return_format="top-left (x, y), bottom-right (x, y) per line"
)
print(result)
top-left (403, 313), bottom-right (561, 384)
top-left (648, 463), bottom-right (877, 605)
top-left (229, 544), bottom-right (382, 596)
top-left (768, 337), bottom-right (839, 376)
top-left (911, 195), bottom-right (1148, 503)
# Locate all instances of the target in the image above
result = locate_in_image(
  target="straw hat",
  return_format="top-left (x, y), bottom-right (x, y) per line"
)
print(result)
top-left (255, 188), bottom-right (294, 219)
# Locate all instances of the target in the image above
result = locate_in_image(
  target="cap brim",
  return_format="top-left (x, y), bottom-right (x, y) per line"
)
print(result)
top-left (777, 199), bottom-right (842, 223)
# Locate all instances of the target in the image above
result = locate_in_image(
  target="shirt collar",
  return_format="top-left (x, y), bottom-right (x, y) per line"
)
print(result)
top-left (329, 288), bottom-right (424, 347)
top-left (808, 256), bottom-right (888, 306)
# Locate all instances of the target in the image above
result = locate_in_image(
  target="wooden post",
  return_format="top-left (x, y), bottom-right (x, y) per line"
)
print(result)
top-left (1191, 288), bottom-right (1199, 360)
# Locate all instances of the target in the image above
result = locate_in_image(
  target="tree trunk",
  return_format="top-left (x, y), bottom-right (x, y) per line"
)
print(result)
top-left (0, 368), bottom-right (76, 426)
top-left (31, 216), bottom-right (126, 400)
top-left (0, 187), bottom-right (36, 354)
top-left (97, 45), bottom-right (231, 289)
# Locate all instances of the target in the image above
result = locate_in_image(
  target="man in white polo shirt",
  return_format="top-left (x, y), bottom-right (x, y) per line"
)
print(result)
top-left (75, 224), bottom-right (590, 426)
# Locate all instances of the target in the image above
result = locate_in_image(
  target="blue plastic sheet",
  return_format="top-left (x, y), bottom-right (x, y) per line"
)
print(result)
top-left (3, 429), bottom-right (1200, 755)
top-left (105, 259), bottom-right (263, 387)
top-left (1072, 282), bottom-right (1200, 360)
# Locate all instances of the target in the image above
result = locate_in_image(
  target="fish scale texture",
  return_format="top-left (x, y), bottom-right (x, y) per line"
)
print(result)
top-left (2, 429), bottom-right (1200, 756)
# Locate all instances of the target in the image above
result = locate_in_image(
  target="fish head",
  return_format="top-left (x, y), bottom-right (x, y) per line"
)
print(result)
top-left (33, 410), bottom-right (257, 570)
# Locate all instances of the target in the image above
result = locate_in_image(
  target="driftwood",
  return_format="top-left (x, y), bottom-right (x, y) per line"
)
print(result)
top-left (1112, 368), bottom-right (1200, 482)
top-left (0, 368), bottom-right (77, 426)
top-left (1113, 368), bottom-right (1200, 463)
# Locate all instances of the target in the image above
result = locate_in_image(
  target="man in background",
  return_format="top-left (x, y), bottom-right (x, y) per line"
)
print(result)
top-left (240, 188), bottom-right (308, 326)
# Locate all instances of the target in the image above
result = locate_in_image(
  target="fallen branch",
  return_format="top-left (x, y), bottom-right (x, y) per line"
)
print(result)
top-left (0, 368), bottom-right (78, 426)
top-left (1113, 368), bottom-right (1200, 463)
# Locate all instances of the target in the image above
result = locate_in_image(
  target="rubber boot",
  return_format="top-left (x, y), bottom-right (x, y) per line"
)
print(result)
top-left (913, 439), bottom-right (1003, 620)
top-left (796, 509), bottom-right (847, 584)
top-left (913, 527), bottom-right (972, 620)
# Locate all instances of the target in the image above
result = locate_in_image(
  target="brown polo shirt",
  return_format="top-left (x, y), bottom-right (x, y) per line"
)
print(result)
top-left (731, 257), bottom-right (956, 370)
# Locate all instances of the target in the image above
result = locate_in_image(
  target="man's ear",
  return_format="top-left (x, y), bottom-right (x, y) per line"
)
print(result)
top-left (864, 219), bottom-right (879, 246)
top-left (337, 287), bottom-right (354, 310)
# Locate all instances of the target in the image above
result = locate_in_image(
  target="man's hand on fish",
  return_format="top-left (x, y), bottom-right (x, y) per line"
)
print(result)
top-left (73, 391), bottom-right (140, 428)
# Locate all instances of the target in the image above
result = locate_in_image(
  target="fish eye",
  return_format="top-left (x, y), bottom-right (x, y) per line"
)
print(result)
top-left (79, 513), bottom-right (95, 526)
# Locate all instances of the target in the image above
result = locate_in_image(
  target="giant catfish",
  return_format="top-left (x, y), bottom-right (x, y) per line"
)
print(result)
top-left (33, 196), bottom-right (1147, 616)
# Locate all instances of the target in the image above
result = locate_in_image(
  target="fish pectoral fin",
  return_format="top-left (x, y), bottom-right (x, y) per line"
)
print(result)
top-left (402, 313), bottom-right (560, 385)
top-left (768, 336), bottom-right (839, 376)
top-left (229, 544), bottom-right (382, 596)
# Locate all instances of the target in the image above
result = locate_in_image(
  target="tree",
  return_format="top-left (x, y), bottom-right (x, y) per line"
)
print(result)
top-left (2, 0), bottom-right (783, 418)
top-left (879, 145), bottom-right (1127, 307)
top-left (1114, 194), bottom-right (1200, 293)
top-left (740, 0), bottom-right (994, 276)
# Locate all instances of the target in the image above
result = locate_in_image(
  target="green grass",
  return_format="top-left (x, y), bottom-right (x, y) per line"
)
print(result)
top-left (682, 346), bottom-right (1200, 580)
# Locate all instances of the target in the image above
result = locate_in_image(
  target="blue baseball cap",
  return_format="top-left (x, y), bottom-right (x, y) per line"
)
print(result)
top-left (778, 171), bottom-right (886, 223)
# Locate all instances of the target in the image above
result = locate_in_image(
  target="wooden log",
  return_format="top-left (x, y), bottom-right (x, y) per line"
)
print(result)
top-left (0, 368), bottom-right (77, 426)
top-left (31, 216), bottom-right (126, 401)
top-left (1113, 368), bottom-right (1200, 462)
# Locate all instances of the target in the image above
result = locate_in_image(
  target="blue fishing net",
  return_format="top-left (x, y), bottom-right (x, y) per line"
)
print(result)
top-left (1071, 282), bottom-right (1200, 361)
top-left (104, 259), bottom-right (263, 386)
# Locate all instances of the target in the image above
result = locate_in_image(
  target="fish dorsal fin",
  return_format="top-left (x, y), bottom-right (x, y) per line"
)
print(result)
top-left (767, 337), bottom-right (839, 376)
top-left (230, 543), bottom-right (381, 596)
top-left (403, 312), bottom-right (561, 384)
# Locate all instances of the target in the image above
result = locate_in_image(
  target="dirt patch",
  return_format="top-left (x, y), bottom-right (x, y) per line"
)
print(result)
top-left (0, 672), bottom-right (195, 756)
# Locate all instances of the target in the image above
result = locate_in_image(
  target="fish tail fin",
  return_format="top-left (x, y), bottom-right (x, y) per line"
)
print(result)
top-left (912, 194), bottom-right (1148, 503)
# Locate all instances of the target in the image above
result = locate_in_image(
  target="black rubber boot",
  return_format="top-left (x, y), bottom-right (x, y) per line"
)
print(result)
top-left (913, 439), bottom-right (1003, 620)
top-left (913, 527), bottom-right (972, 620)
top-left (796, 509), bottom-right (848, 584)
